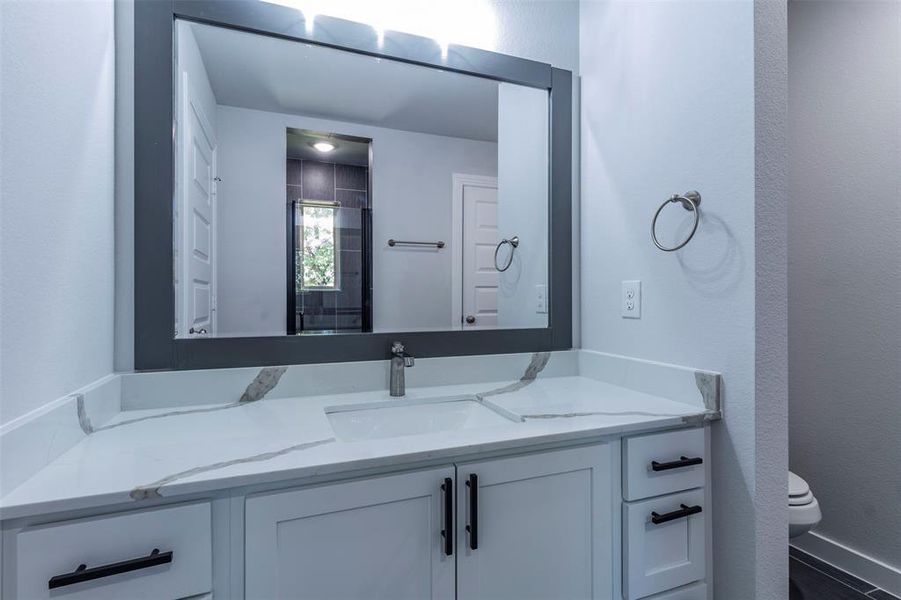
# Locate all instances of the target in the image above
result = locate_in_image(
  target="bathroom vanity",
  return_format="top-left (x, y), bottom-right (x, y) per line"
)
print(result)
top-left (0, 3), bottom-right (721, 599)
top-left (0, 350), bottom-right (720, 599)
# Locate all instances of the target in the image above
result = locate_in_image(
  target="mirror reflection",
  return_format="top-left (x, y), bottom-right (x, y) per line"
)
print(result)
top-left (174, 20), bottom-right (549, 338)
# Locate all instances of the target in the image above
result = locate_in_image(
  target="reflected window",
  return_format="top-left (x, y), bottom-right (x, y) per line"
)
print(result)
top-left (297, 203), bottom-right (339, 290)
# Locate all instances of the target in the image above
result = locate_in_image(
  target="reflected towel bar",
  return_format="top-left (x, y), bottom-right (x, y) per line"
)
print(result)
top-left (388, 239), bottom-right (445, 249)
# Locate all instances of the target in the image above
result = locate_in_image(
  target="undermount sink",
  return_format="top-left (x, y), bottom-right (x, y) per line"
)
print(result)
top-left (325, 396), bottom-right (520, 442)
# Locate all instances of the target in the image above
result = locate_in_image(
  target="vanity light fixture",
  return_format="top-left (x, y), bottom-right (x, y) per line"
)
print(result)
top-left (312, 141), bottom-right (336, 153)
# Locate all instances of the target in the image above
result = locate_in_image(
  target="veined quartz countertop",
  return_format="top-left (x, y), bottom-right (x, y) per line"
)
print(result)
top-left (0, 376), bottom-right (713, 520)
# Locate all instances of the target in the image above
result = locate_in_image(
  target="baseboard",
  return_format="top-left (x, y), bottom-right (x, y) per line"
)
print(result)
top-left (793, 531), bottom-right (901, 596)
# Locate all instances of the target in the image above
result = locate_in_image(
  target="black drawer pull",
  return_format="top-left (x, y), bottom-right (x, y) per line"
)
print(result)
top-left (465, 473), bottom-right (478, 550)
top-left (651, 504), bottom-right (703, 525)
top-left (651, 455), bottom-right (703, 472)
top-left (48, 548), bottom-right (173, 589)
top-left (441, 477), bottom-right (453, 556)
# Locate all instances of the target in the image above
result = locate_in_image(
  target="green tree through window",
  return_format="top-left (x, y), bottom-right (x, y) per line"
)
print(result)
top-left (297, 204), bottom-right (337, 289)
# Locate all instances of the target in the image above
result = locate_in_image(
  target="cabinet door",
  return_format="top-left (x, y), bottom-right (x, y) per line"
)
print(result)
top-left (245, 467), bottom-right (455, 600)
top-left (623, 488), bottom-right (706, 599)
top-left (456, 444), bottom-right (613, 600)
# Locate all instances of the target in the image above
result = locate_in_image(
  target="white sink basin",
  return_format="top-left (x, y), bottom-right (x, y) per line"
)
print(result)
top-left (325, 396), bottom-right (520, 442)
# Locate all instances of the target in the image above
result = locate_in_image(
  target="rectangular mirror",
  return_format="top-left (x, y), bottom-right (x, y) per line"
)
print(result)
top-left (173, 19), bottom-right (550, 339)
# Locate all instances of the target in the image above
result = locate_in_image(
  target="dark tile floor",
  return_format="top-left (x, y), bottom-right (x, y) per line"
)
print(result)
top-left (790, 546), bottom-right (901, 600)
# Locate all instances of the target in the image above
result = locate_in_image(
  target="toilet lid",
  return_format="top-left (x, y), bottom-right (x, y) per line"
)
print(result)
top-left (790, 490), bottom-right (814, 506)
top-left (789, 471), bottom-right (811, 498)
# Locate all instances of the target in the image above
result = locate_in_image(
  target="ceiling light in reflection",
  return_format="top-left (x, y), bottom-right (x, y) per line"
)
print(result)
top-left (312, 141), bottom-right (335, 153)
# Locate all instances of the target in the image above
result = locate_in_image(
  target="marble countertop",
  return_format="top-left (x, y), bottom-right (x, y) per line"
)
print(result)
top-left (0, 360), bottom-right (715, 520)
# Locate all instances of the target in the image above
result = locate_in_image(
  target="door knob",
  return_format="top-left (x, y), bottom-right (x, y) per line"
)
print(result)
top-left (465, 315), bottom-right (476, 324)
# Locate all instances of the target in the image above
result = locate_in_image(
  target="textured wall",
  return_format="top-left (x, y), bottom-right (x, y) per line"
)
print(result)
top-left (754, 2), bottom-right (789, 596)
top-left (789, 0), bottom-right (901, 575)
top-left (0, 0), bottom-right (116, 425)
top-left (579, 1), bottom-right (787, 596)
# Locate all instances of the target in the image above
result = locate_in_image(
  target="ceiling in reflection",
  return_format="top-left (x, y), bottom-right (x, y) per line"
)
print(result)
top-left (189, 21), bottom-right (500, 142)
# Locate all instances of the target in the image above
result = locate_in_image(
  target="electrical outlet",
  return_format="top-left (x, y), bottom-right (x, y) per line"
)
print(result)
top-left (536, 284), bottom-right (548, 314)
top-left (621, 280), bottom-right (641, 319)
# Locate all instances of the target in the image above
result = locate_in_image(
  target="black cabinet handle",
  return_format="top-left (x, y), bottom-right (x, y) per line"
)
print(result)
top-left (465, 473), bottom-right (478, 550)
top-left (651, 455), bottom-right (703, 472)
top-left (441, 477), bottom-right (453, 556)
top-left (651, 504), bottom-right (703, 525)
top-left (48, 548), bottom-right (173, 589)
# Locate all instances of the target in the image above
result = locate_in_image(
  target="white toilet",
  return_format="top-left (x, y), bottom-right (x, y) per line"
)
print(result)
top-left (789, 471), bottom-right (822, 538)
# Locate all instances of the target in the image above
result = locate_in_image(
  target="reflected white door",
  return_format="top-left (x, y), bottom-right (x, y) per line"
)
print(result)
top-left (462, 178), bottom-right (499, 329)
top-left (179, 73), bottom-right (217, 337)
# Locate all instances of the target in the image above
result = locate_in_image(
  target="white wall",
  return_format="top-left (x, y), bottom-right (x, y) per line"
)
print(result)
top-left (215, 105), bottom-right (497, 336)
top-left (0, 0), bottom-right (116, 425)
top-left (496, 83), bottom-right (548, 329)
top-left (579, 1), bottom-right (786, 597)
top-left (789, 0), bottom-right (901, 579)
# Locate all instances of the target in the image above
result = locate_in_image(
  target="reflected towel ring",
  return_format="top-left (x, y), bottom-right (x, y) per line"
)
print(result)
top-left (494, 236), bottom-right (520, 272)
top-left (651, 191), bottom-right (702, 252)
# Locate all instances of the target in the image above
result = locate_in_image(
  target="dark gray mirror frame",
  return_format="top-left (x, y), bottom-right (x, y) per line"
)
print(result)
top-left (135, 0), bottom-right (572, 370)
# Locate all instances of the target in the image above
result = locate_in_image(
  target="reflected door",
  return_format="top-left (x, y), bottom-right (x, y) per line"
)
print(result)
top-left (462, 178), bottom-right (499, 328)
top-left (178, 73), bottom-right (217, 337)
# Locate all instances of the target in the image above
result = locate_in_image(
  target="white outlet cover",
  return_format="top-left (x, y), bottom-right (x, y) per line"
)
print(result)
top-left (622, 280), bottom-right (641, 319)
top-left (536, 284), bottom-right (548, 314)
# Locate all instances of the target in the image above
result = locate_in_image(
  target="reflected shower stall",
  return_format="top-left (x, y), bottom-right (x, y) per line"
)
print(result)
top-left (286, 129), bottom-right (373, 334)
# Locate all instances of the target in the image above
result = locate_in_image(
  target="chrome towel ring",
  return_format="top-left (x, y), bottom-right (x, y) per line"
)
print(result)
top-left (651, 191), bottom-right (702, 252)
top-left (494, 236), bottom-right (519, 272)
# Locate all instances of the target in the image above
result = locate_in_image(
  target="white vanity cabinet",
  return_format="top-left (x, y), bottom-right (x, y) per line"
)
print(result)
top-left (244, 466), bottom-right (456, 600)
top-left (11, 502), bottom-right (212, 600)
top-left (245, 444), bottom-right (614, 600)
top-left (456, 445), bottom-right (613, 600)
top-left (1, 427), bottom-right (713, 600)
top-left (621, 428), bottom-right (709, 600)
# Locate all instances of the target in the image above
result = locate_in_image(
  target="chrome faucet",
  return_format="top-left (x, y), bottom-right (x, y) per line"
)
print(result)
top-left (389, 341), bottom-right (415, 397)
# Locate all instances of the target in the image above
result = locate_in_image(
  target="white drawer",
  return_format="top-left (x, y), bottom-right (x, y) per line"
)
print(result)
top-left (623, 488), bottom-right (706, 600)
top-left (643, 581), bottom-right (707, 599)
top-left (15, 502), bottom-right (211, 599)
top-left (623, 428), bottom-right (705, 501)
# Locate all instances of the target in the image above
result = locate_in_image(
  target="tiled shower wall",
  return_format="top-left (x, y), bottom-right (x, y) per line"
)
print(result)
top-left (287, 158), bottom-right (369, 332)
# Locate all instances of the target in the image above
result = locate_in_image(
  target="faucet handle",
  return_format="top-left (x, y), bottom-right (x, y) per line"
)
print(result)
top-left (391, 341), bottom-right (405, 356)
top-left (404, 355), bottom-right (415, 368)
